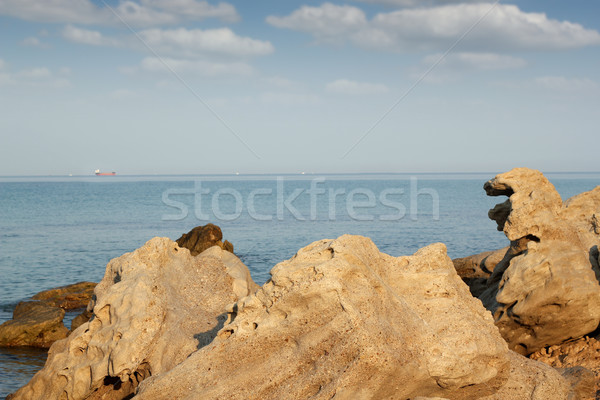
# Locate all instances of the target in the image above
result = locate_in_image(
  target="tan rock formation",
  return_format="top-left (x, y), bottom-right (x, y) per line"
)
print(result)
top-left (0, 301), bottom-right (68, 348)
top-left (136, 235), bottom-right (516, 400)
top-left (8, 238), bottom-right (256, 400)
top-left (176, 223), bottom-right (234, 256)
top-left (477, 168), bottom-right (600, 355)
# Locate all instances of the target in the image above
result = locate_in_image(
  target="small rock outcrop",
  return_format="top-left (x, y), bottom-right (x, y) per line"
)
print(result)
top-left (473, 168), bottom-right (600, 355)
top-left (8, 237), bottom-right (256, 400)
top-left (176, 223), bottom-right (234, 256)
top-left (32, 281), bottom-right (96, 310)
top-left (0, 301), bottom-right (68, 348)
top-left (0, 281), bottom-right (97, 348)
top-left (135, 235), bottom-right (575, 400)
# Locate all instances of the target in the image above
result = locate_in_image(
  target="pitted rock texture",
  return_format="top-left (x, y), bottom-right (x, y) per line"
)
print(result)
top-left (8, 237), bottom-right (256, 400)
top-left (136, 235), bottom-right (515, 400)
top-left (477, 168), bottom-right (600, 355)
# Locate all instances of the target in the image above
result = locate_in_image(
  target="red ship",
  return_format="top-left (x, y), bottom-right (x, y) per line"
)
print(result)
top-left (94, 169), bottom-right (116, 176)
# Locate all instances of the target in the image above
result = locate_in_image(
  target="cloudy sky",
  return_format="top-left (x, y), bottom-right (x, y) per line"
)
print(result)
top-left (1, 0), bottom-right (599, 175)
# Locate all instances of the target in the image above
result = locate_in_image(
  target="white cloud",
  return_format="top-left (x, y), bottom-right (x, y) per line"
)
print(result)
top-left (266, 3), bottom-right (367, 44)
top-left (62, 26), bottom-right (274, 59)
top-left (15, 67), bottom-right (52, 79)
top-left (137, 28), bottom-right (274, 58)
top-left (62, 25), bottom-right (119, 46)
top-left (354, 0), bottom-right (487, 7)
top-left (267, 3), bottom-right (600, 52)
top-left (140, 57), bottom-right (254, 76)
top-left (326, 79), bottom-right (389, 95)
top-left (422, 52), bottom-right (528, 70)
top-left (20, 37), bottom-right (47, 48)
top-left (139, 0), bottom-right (238, 23)
top-left (534, 76), bottom-right (598, 91)
top-left (0, 0), bottom-right (238, 26)
top-left (0, 62), bottom-right (71, 88)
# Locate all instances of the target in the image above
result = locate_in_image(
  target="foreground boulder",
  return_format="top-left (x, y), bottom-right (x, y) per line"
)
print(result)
top-left (176, 223), bottom-right (234, 255)
top-left (472, 168), bottom-right (600, 355)
top-left (0, 301), bottom-right (68, 348)
top-left (136, 235), bottom-right (574, 400)
top-left (8, 237), bottom-right (256, 400)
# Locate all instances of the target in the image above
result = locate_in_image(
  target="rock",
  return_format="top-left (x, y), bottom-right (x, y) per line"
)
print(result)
top-left (480, 351), bottom-right (575, 400)
top-left (70, 309), bottom-right (93, 332)
top-left (176, 223), bottom-right (234, 256)
top-left (32, 281), bottom-right (96, 310)
top-left (0, 301), bottom-right (68, 348)
top-left (474, 168), bottom-right (600, 355)
top-left (558, 367), bottom-right (596, 400)
top-left (452, 247), bottom-right (508, 297)
top-left (136, 235), bottom-right (514, 400)
top-left (9, 237), bottom-right (256, 400)
top-left (453, 247), bottom-right (508, 279)
top-left (531, 335), bottom-right (600, 397)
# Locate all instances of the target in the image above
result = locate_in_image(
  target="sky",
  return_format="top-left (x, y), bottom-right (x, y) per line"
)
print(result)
top-left (0, 0), bottom-right (599, 175)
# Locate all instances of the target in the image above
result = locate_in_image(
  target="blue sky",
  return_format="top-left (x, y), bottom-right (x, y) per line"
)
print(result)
top-left (0, 0), bottom-right (599, 175)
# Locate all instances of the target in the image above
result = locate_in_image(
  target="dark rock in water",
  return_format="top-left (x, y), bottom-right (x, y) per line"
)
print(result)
top-left (0, 301), bottom-right (68, 348)
top-left (0, 282), bottom-right (96, 349)
top-left (32, 281), bottom-right (96, 310)
top-left (176, 224), bottom-right (234, 256)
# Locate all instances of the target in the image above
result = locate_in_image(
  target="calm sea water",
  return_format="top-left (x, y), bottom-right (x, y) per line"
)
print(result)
top-left (1, 172), bottom-right (598, 397)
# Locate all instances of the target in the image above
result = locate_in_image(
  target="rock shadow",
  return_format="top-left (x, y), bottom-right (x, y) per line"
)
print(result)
top-left (194, 313), bottom-right (228, 350)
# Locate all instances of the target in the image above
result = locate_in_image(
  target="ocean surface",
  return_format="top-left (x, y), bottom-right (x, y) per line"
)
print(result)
top-left (1, 172), bottom-right (599, 397)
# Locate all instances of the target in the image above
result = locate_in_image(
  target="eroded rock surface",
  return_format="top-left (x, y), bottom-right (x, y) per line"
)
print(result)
top-left (136, 235), bottom-right (518, 400)
top-left (176, 223), bottom-right (234, 256)
top-left (475, 168), bottom-right (600, 355)
top-left (8, 237), bottom-right (256, 400)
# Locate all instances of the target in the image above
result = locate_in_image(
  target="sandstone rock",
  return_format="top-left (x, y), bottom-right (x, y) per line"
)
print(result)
top-left (176, 223), bottom-right (234, 256)
top-left (0, 301), bottom-right (68, 348)
top-left (531, 335), bottom-right (600, 398)
top-left (475, 168), bottom-right (600, 355)
top-left (480, 351), bottom-right (575, 400)
top-left (453, 247), bottom-right (508, 279)
top-left (70, 309), bottom-right (93, 332)
top-left (9, 237), bottom-right (256, 400)
top-left (452, 247), bottom-right (508, 297)
top-left (558, 367), bottom-right (596, 400)
top-left (32, 281), bottom-right (96, 310)
top-left (136, 235), bottom-right (514, 400)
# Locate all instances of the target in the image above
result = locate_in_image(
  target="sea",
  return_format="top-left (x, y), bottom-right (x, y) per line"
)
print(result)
top-left (1, 172), bottom-right (599, 397)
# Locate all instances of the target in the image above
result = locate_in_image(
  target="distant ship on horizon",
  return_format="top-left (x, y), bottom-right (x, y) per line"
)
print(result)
top-left (94, 169), bottom-right (116, 176)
